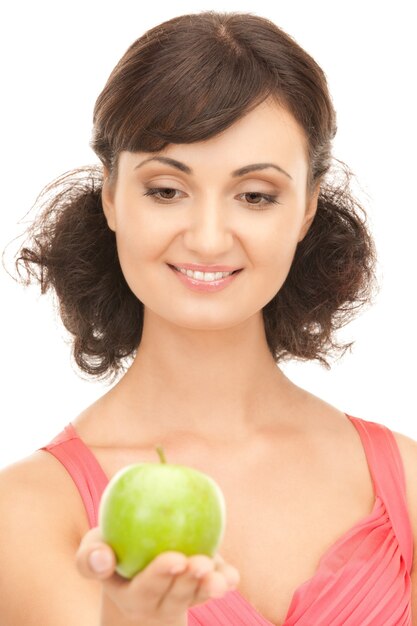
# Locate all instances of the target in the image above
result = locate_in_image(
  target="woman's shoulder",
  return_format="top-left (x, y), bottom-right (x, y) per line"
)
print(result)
top-left (388, 428), bottom-right (417, 613)
top-left (390, 428), bottom-right (417, 510)
top-left (0, 450), bottom-right (88, 541)
top-left (382, 427), bottom-right (417, 503)
top-left (352, 419), bottom-right (417, 540)
top-left (390, 427), bottom-right (417, 461)
top-left (0, 452), bottom-right (102, 624)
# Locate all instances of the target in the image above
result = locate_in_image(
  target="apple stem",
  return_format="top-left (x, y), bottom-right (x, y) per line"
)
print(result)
top-left (156, 445), bottom-right (167, 464)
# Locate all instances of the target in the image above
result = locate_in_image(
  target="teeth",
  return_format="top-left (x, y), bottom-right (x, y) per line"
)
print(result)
top-left (175, 267), bottom-right (234, 281)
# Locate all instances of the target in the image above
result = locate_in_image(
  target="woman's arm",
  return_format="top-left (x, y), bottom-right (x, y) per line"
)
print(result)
top-left (393, 432), bottom-right (417, 623)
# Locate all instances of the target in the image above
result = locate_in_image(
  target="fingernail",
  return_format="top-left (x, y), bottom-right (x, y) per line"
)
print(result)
top-left (89, 549), bottom-right (112, 573)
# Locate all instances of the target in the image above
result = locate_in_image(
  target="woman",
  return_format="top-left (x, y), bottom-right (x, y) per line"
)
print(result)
top-left (1, 9), bottom-right (416, 626)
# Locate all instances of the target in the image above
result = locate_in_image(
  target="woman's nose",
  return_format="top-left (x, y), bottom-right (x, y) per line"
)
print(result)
top-left (183, 200), bottom-right (234, 257)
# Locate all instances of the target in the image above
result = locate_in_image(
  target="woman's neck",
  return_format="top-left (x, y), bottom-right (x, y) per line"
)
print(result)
top-left (93, 323), bottom-right (300, 448)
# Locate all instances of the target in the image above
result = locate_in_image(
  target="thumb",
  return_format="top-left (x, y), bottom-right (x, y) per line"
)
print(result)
top-left (75, 526), bottom-right (116, 580)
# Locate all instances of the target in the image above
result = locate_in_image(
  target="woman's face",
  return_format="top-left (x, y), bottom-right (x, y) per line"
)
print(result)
top-left (102, 99), bottom-right (320, 331)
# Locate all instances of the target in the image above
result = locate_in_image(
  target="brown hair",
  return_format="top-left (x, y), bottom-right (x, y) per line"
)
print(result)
top-left (3, 10), bottom-right (379, 384)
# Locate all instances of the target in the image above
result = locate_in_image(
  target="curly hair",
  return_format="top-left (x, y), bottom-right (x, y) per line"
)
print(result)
top-left (3, 10), bottom-right (379, 385)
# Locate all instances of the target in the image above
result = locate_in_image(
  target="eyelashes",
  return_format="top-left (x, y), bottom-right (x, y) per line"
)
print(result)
top-left (142, 187), bottom-right (281, 209)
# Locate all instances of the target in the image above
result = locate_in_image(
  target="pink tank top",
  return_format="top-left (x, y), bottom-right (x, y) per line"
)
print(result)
top-left (39, 414), bottom-right (413, 625)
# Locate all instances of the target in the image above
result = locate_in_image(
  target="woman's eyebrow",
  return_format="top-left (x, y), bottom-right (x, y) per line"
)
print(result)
top-left (134, 156), bottom-right (293, 180)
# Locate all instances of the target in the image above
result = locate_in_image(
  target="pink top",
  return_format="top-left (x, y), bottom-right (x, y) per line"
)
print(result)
top-left (39, 414), bottom-right (413, 625)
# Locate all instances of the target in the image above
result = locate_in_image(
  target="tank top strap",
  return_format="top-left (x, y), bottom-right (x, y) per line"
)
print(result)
top-left (38, 423), bottom-right (108, 528)
top-left (347, 414), bottom-right (413, 573)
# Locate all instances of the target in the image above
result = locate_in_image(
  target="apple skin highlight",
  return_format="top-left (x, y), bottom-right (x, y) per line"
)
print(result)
top-left (98, 452), bottom-right (226, 579)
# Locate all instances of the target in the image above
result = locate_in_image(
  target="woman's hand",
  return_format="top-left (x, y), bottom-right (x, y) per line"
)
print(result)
top-left (76, 527), bottom-right (240, 625)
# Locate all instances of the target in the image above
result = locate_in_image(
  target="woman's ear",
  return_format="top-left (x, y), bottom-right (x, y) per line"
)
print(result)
top-left (101, 166), bottom-right (116, 232)
top-left (298, 181), bottom-right (321, 242)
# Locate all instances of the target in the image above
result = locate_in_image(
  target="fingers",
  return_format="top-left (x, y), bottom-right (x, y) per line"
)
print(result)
top-left (157, 553), bottom-right (240, 615)
top-left (100, 551), bottom-right (191, 621)
top-left (103, 551), bottom-right (236, 621)
top-left (75, 526), bottom-right (116, 580)
top-left (212, 553), bottom-right (241, 587)
top-left (76, 529), bottom-right (241, 623)
top-left (190, 554), bottom-right (240, 606)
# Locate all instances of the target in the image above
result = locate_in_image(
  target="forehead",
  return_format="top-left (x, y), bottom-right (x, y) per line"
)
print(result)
top-left (119, 100), bottom-right (308, 183)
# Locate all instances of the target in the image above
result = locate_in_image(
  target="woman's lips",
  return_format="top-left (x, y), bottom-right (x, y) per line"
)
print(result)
top-left (167, 264), bottom-right (243, 292)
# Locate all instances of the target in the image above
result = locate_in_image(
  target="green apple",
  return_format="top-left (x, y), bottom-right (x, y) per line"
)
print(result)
top-left (98, 447), bottom-right (226, 579)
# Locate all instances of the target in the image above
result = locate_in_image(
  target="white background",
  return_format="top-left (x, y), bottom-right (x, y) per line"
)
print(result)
top-left (0, 1), bottom-right (415, 469)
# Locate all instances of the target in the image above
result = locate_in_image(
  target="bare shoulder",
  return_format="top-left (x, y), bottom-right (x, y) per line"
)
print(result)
top-left (0, 449), bottom-right (88, 540)
top-left (0, 452), bottom-right (99, 625)
top-left (391, 427), bottom-right (417, 459)
top-left (390, 429), bottom-right (417, 611)
top-left (391, 429), bottom-right (417, 518)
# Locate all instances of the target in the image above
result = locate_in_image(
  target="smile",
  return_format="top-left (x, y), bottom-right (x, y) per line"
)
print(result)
top-left (174, 266), bottom-right (237, 281)
top-left (167, 264), bottom-right (243, 293)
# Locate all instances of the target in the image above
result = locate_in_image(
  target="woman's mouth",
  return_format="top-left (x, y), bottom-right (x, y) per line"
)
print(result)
top-left (167, 264), bottom-right (243, 292)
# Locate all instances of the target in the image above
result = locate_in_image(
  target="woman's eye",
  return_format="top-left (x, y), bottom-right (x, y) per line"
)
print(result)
top-left (143, 187), bottom-right (179, 201)
top-left (242, 192), bottom-right (280, 207)
top-left (142, 187), bottom-right (280, 208)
